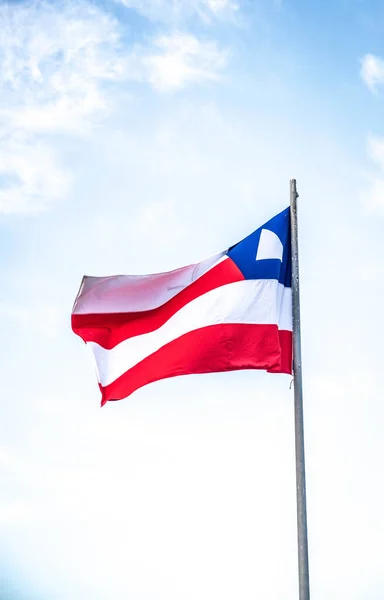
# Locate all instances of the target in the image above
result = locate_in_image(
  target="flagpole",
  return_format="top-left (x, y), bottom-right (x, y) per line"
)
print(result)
top-left (290, 179), bottom-right (310, 600)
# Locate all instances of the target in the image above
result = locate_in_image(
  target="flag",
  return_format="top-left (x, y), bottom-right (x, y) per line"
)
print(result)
top-left (72, 207), bottom-right (292, 405)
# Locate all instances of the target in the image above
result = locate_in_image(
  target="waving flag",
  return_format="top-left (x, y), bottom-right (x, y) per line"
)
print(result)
top-left (72, 207), bottom-right (292, 405)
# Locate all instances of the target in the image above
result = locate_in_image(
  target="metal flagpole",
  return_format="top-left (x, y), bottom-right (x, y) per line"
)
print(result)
top-left (290, 179), bottom-right (310, 600)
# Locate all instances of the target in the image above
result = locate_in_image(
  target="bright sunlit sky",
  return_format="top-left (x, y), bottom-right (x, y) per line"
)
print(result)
top-left (1, 1), bottom-right (384, 599)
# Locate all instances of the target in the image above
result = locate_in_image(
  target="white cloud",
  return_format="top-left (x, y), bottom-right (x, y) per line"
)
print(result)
top-left (360, 53), bottom-right (384, 91)
top-left (365, 176), bottom-right (384, 211)
top-left (0, 500), bottom-right (30, 526)
top-left (368, 135), bottom-right (384, 166)
top-left (0, 300), bottom-right (65, 337)
top-left (363, 136), bottom-right (384, 211)
top-left (0, 1), bottom-right (126, 213)
top-left (132, 197), bottom-right (186, 241)
top-left (0, 139), bottom-right (71, 214)
top-left (114, 0), bottom-right (239, 24)
top-left (361, 56), bottom-right (384, 209)
top-left (0, 1), bottom-right (125, 135)
top-left (138, 32), bottom-right (228, 91)
top-left (0, 2), bottom-right (230, 214)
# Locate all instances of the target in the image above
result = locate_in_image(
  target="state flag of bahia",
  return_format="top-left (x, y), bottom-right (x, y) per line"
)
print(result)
top-left (72, 208), bottom-right (292, 406)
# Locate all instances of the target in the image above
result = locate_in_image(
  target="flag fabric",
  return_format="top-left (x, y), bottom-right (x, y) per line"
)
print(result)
top-left (72, 208), bottom-right (292, 406)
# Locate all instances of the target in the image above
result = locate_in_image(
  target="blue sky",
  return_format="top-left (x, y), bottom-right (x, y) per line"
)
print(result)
top-left (1, 1), bottom-right (384, 598)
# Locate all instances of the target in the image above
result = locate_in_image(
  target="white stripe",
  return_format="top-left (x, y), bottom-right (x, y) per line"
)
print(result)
top-left (73, 252), bottom-right (226, 315)
top-left (89, 279), bottom-right (292, 387)
top-left (277, 284), bottom-right (292, 332)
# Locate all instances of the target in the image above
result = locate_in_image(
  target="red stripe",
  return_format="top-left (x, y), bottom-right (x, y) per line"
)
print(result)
top-left (267, 330), bottom-right (292, 375)
top-left (72, 258), bottom-right (244, 349)
top-left (98, 324), bottom-right (292, 405)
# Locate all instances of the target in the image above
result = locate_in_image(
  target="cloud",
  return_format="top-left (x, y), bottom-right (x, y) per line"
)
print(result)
top-left (360, 53), bottom-right (384, 91)
top-left (113, 0), bottom-right (239, 24)
top-left (368, 135), bottom-right (384, 166)
top-left (363, 136), bottom-right (384, 211)
top-left (0, 301), bottom-right (65, 338)
top-left (138, 32), bottom-right (228, 91)
top-left (0, 1), bottom-right (125, 135)
top-left (0, 2), bottom-right (230, 214)
top-left (0, 139), bottom-right (71, 214)
top-left (0, 500), bottom-right (30, 527)
top-left (131, 197), bottom-right (186, 241)
top-left (360, 57), bottom-right (384, 210)
top-left (0, 0), bottom-right (126, 213)
top-left (364, 176), bottom-right (384, 211)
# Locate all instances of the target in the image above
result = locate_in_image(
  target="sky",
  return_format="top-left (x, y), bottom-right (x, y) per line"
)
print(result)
top-left (1, 0), bottom-right (384, 598)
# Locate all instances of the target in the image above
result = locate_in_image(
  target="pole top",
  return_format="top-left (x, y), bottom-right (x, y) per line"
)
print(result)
top-left (290, 179), bottom-right (299, 199)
